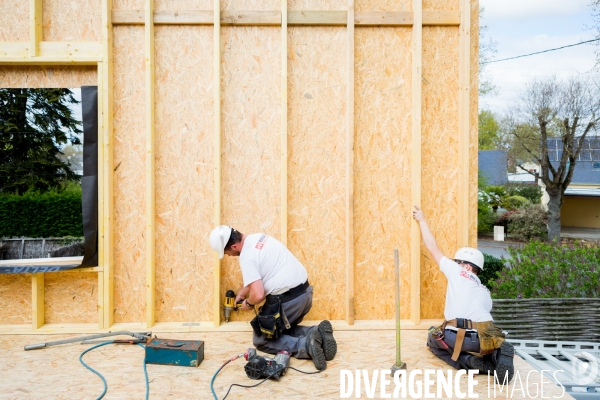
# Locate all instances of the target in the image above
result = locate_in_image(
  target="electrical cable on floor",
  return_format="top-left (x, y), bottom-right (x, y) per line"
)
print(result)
top-left (79, 341), bottom-right (149, 400)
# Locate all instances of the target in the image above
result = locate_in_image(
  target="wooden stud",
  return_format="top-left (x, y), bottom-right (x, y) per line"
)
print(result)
top-left (97, 267), bottom-right (104, 328)
top-left (410, 0), bottom-right (423, 325)
top-left (281, 0), bottom-right (288, 247)
top-left (145, 0), bottom-right (156, 329)
top-left (29, 0), bottom-right (42, 57)
top-left (354, 11), bottom-right (412, 26)
top-left (345, 0), bottom-right (355, 326)
top-left (213, 0), bottom-right (222, 328)
top-left (100, 0), bottom-right (115, 330)
top-left (457, 0), bottom-right (471, 248)
top-left (0, 42), bottom-right (102, 65)
top-left (110, 10), bottom-right (461, 27)
top-left (31, 273), bottom-right (44, 329)
top-left (288, 10), bottom-right (346, 25)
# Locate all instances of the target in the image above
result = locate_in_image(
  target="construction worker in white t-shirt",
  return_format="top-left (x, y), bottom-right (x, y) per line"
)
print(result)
top-left (209, 225), bottom-right (337, 371)
top-left (412, 206), bottom-right (515, 382)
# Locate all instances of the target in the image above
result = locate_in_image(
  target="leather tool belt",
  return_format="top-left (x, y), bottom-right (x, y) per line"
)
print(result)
top-left (441, 318), bottom-right (506, 361)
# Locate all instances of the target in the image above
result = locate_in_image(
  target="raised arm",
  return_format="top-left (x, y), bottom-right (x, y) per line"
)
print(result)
top-left (412, 205), bottom-right (444, 265)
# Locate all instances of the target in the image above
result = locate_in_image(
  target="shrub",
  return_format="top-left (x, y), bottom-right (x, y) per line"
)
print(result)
top-left (0, 186), bottom-right (83, 237)
top-left (489, 240), bottom-right (600, 299)
top-left (503, 195), bottom-right (530, 210)
top-left (505, 204), bottom-right (547, 241)
top-left (477, 198), bottom-right (496, 233)
top-left (480, 253), bottom-right (505, 288)
top-left (505, 183), bottom-right (542, 204)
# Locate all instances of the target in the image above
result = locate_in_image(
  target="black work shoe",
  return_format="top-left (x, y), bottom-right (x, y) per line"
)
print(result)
top-left (467, 355), bottom-right (495, 375)
top-left (318, 320), bottom-right (337, 361)
top-left (306, 330), bottom-right (327, 371)
top-left (493, 341), bottom-right (515, 383)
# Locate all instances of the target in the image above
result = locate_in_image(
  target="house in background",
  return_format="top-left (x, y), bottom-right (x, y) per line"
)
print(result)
top-left (548, 137), bottom-right (600, 229)
top-left (478, 150), bottom-right (508, 185)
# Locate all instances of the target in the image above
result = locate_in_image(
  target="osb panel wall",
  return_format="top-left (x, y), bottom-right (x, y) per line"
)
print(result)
top-left (469, 0), bottom-right (479, 247)
top-left (44, 273), bottom-right (97, 324)
top-left (0, 1), bottom-right (28, 42)
top-left (222, 0), bottom-right (278, 11)
top-left (0, 275), bottom-right (30, 325)
top-left (42, 0), bottom-right (102, 42)
top-left (288, 27), bottom-right (346, 321)
top-left (220, 26), bottom-right (282, 322)
top-left (419, 26), bottom-right (460, 319)
top-left (113, 0), bottom-right (144, 9)
top-left (112, 26), bottom-right (146, 323)
top-left (354, 27), bottom-right (412, 320)
top-left (356, 1), bottom-right (411, 11)
top-left (289, 1), bottom-right (346, 10)
top-left (0, 66), bottom-right (97, 88)
top-left (156, 1), bottom-right (212, 10)
top-left (423, 0), bottom-right (459, 11)
top-left (154, 26), bottom-right (214, 322)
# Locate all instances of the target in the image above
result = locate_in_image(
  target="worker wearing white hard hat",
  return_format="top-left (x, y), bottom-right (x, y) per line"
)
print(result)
top-left (209, 225), bottom-right (337, 371)
top-left (412, 206), bottom-right (515, 382)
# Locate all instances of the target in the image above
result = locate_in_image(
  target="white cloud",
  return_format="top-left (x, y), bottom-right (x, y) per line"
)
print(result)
top-left (481, 0), bottom-right (590, 20)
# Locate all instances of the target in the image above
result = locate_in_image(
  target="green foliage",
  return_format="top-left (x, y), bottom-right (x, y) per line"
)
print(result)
top-left (496, 204), bottom-right (547, 242)
top-left (480, 253), bottom-right (505, 288)
top-left (503, 195), bottom-right (530, 210)
top-left (477, 198), bottom-right (496, 233)
top-left (478, 110), bottom-right (501, 149)
top-left (0, 186), bottom-right (83, 237)
top-left (505, 183), bottom-right (542, 204)
top-left (0, 88), bottom-right (82, 194)
top-left (489, 240), bottom-right (600, 299)
top-left (485, 186), bottom-right (506, 208)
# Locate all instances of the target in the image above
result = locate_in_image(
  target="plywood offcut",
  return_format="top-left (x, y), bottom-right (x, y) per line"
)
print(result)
top-left (0, 275), bottom-right (31, 325)
top-left (44, 272), bottom-right (97, 324)
top-left (288, 27), bottom-right (346, 321)
top-left (420, 26), bottom-right (460, 319)
top-left (220, 26), bottom-right (282, 322)
top-left (354, 27), bottom-right (412, 320)
top-left (112, 26), bottom-right (147, 323)
top-left (154, 25), bottom-right (215, 323)
top-left (42, 0), bottom-right (102, 42)
top-left (0, 1), bottom-right (29, 42)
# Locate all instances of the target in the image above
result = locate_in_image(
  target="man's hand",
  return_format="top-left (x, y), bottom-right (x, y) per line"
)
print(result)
top-left (413, 205), bottom-right (426, 223)
top-left (239, 299), bottom-right (254, 311)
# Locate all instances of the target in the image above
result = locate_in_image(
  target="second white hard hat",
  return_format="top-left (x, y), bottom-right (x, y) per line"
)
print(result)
top-left (209, 225), bottom-right (232, 259)
top-left (453, 247), bottom-right (485, 270)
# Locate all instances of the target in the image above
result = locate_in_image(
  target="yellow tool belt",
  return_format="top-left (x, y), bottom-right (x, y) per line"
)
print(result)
top-left (441, 318), bottom-right (505, 361)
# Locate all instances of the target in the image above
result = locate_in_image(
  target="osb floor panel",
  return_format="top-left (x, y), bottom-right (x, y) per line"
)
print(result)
top-left (0, 330), bottom-right (572, 399)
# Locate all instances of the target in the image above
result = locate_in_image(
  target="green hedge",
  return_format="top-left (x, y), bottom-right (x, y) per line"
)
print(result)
top-left (480, 253), bottom-right (505, 288)
top-left (0, 188), bottom-right (83, 237)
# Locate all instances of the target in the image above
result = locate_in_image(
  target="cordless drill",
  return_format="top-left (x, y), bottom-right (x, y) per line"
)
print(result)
top-left (243, 348), bottom-right (290, 380)
top-left (223, 290), bottom-right (239, 322)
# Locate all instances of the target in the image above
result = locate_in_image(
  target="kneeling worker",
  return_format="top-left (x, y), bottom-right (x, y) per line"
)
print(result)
top-left (412, 206), bottom-right (515, 382)
top-left (209, 225), bottom-right (337, 370)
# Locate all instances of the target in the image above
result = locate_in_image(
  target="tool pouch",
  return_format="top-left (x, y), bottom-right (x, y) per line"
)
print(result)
top-left (475, 321), bottom-right (505, 356)
top-left (250, 300), bottom-right (283, 339)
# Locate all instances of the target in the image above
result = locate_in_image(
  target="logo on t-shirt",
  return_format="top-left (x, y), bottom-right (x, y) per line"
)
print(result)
top-left (255, 234), bottom-right (269, 250)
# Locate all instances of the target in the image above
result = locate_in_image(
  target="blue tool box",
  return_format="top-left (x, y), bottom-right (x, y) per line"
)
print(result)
top-left (145, 339), bottom-right (204, 367)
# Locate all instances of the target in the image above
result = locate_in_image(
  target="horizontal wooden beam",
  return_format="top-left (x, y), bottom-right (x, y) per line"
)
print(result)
top-left (0, 42), bottom-right (102, 64)
top-left (111, 9), bottom-right (460, 26)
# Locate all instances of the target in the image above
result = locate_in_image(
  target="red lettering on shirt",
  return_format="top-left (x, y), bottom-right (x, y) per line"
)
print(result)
top-left (255, 234), bottom-right (268, 250)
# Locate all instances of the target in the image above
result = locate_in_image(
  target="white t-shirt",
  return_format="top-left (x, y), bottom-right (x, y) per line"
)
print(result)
top-left (239, 233), bottom-right (308, 295)
top-left (439, 256), bottom-right (493, 323)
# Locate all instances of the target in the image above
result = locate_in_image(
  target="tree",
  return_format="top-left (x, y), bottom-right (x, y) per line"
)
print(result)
top-left (479, 6), bottom-right (498, 97)
top-left (502, 76), bottom-right (600, 241)
top-left (478, 109), bottom-right (500, 150)
top-left (0, 88), bottom-right (82, 194)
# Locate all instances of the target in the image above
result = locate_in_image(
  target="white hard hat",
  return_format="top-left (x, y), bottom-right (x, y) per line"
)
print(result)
top-left (453, 247), bottom-right (485, 270)
top-left (209, 225), bottom-right (232, 259)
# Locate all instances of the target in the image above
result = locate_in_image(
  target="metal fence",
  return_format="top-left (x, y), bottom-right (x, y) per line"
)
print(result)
top-left (0, 238), bottom-right (84, 260)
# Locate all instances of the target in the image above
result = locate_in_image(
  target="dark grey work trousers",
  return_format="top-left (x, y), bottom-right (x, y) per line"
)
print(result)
top-left (252, 286), bottom-right (317, 359)
top-left (427, 329), bottom-right (481, 370)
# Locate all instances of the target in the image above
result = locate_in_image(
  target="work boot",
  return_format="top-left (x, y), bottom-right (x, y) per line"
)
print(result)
top-left (492, 341), bottom-right (515, 383)
top-left (306, 330), bottom-right (327, 371)
top-left (467, 355), bottom-right (495, 375)
top-left (318, 320), bottom-right (337, 361)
